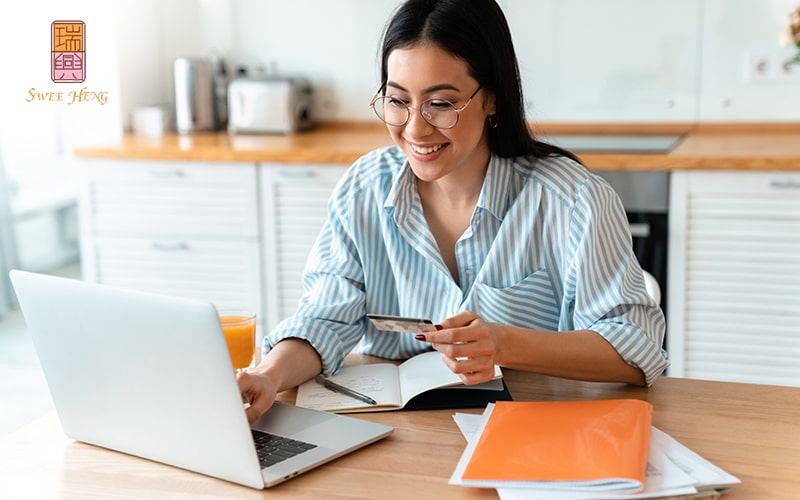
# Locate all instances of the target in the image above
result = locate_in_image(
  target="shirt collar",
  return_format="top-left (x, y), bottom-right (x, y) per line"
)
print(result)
top-left (383, 159), bottom-right (416, 225)
top-left (476, 154), bottom-right (513, 221)
top-left (384, 154), bottom-right (515, 224)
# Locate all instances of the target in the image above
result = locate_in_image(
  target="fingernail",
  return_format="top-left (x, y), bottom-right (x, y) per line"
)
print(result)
top-left (435, 324), bottom-right (443, 331)
top-left (414, 334), bottom-right (427, 341)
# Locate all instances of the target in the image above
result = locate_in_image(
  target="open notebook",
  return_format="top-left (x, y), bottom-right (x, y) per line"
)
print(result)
top-left (296, 350), bottom-right (510, 413)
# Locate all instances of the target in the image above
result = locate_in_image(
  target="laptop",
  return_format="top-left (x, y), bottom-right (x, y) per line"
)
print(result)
top-left (9, 270), bottom-right (393, 489)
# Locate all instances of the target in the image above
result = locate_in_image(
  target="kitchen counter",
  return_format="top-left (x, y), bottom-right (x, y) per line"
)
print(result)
top-left (73, 122), bottom-right (800, 171)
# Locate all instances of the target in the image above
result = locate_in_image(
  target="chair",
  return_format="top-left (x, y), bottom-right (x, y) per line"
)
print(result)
top-left (642, 270), bottom-right (661, 304)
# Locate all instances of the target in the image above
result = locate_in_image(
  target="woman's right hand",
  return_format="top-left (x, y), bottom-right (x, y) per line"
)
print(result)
top-left (237, 369), bottom-right (279, 424)
top-left (235, 338), bottom-right (324, 424)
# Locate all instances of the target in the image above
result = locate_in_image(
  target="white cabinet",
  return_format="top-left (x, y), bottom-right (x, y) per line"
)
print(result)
top-left (259, 163), bottom-right (348, 331)
top-left (79, 159), bottom-right (349, 341)
top-left (79, 160), bottom-right (263, 328)
top-left (668, 171), bottom-right (800, 387)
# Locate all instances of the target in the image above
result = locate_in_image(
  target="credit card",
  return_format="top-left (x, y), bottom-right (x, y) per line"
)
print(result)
top-left (367, 314), bottom-right (439, 333)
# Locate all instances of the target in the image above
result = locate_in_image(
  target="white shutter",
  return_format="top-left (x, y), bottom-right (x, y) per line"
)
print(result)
top-left (80, 160), bottom-right (263, 332)
top-left (95, 236), bottom-right (261, 315)
top-left (669, 171), bottom-right (800, 387)
top-left (260, 164), bottom-right (347, 330)
top-left (87, 161), bottom-right (259, 238)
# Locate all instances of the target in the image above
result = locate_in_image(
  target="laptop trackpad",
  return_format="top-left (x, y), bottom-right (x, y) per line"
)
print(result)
top-left (253, 402), bottom-right (326, 434)
top-left (252, 401), bottom-right (388, 449)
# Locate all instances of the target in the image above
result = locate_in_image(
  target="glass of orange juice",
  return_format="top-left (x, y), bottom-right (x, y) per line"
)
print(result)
top-left (218, 310), bottom-right (256, 371)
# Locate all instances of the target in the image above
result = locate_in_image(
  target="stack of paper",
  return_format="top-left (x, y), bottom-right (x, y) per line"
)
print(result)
top-left (450, 401), bottom-right (740, 499)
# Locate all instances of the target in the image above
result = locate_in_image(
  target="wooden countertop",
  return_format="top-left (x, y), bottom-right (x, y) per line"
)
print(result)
top-left (74, 122), bottom-right (800, 171)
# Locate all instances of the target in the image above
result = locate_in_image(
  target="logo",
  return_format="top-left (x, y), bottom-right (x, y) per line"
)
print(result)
top-left (27, 20), bottom-right (107, 105)
top-left (51, 20), bottom-right (85, 83)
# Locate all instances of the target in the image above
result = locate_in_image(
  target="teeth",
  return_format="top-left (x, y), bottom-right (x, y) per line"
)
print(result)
top-left (410, 143), bottom-right (444, 154)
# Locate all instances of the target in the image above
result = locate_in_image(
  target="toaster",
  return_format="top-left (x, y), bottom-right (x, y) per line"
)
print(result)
top-left (227, 77), bottom-right (313, 134)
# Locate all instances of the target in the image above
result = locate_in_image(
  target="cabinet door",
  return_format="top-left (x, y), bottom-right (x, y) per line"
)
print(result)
top-left (668, 171), bottom-right (800, 387)
top-left (259, 164), bottom-right (348, 330)
top-left (80, 159), bottom-right (263, 331)
top-left (85, 160), bottom-right (259, 238)
top-left (95, 236), bottom-right (262, 316)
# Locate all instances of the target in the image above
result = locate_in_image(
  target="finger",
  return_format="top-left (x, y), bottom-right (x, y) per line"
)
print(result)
top-left (237, 371), bottom-right (273, 424)
top-left (426, 326), bottom-right (477, 345)
top-left (245, 401), bottom-right (269, 424)
top-left (441, 355), bottom-right (496, 383)
top-left (457, 370), bottom-right (496, 385)
top-left (243, 387), bottom-right (275, 423)
top-left (432, 338), bottom-right (493, 359)
top-left (439, 353), bottom-right (494, 375)
top-left (438, 311), bottom-right (480, 330)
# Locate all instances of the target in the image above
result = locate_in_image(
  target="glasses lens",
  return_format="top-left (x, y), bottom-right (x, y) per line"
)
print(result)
top-left (421, 100), bottom-right (458, 129)
top-left (373, 96), bottom-right (409, 126)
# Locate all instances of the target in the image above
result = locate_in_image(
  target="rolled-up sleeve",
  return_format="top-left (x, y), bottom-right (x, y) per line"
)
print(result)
top-left (565, 177), bottom-right (670, 386)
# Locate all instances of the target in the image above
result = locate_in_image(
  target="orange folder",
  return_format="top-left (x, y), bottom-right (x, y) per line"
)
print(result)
top-left (461, 399), bottom-right (652, 490)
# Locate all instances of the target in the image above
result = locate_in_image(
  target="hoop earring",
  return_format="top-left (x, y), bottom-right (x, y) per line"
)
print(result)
top-left (488, 114), bottom-right (498, 129)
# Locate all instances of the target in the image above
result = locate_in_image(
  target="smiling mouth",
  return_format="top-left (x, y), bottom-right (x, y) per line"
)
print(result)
top-left (409, 143), bottom-right (446, 155)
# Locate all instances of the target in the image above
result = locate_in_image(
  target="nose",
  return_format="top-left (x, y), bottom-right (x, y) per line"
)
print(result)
top-left (404, 105), bottom-right (435, 136)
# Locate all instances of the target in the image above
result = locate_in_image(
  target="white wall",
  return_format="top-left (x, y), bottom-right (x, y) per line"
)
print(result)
top-left (504, 0), bottom-right (701, 123)
top-left (699, 0), bottom-right (800, 121)
top-left (210, 0), bottom-right (800, 124)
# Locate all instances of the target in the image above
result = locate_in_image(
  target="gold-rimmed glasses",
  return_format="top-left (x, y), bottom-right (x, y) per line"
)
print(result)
top-left (369, 86), bottom-right (482, 129)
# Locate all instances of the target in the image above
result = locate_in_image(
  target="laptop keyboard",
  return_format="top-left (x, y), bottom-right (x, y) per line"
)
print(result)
top-left (252, 429), bottom-right (318, 468)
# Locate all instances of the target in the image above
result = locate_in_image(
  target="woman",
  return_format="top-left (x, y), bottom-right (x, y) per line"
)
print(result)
top-left (238, 0), bottom-right (668, 423)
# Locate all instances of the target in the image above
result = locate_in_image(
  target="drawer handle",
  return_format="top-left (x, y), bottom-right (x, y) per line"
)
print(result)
top-left (278, 169), bottom-right (315, 178)
top-left (151, 241), bottom-right (189, 251)
top-left (769, 180), bottom-right (800, 190)
top-left (148, 169), bottom-right (186, 178)
top-left (629, 223), bottom-right (651, 238)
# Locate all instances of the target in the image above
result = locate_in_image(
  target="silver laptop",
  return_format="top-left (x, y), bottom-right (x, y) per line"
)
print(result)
top-left (9, 270), bottom-right (392, 489)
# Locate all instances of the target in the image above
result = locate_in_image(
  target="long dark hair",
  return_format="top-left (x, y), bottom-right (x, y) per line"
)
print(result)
top-left (379, 0), bottom-right (580, 163)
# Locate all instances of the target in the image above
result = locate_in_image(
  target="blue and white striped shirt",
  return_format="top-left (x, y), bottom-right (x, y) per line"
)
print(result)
top-left (264, 146), bottom-right (669, 385)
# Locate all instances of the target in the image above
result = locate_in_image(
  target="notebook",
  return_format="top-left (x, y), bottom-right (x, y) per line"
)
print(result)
top-left (8, 270), bottom-right (393, 489)
top-left (454, 399), bottom-right (652, 492)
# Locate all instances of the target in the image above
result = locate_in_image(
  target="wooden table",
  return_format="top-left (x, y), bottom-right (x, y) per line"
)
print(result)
top-left (1, 371), bottom-right (798, 499)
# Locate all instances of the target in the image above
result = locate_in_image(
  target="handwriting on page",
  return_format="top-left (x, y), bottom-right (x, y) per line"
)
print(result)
top-left (317, 376), bottom-right (386, 395)
top-left (303, 376), bottom-right (389, 409)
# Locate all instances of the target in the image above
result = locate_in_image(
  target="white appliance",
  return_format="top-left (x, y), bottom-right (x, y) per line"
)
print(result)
top-left (227, 77), bottom-right (313, 134)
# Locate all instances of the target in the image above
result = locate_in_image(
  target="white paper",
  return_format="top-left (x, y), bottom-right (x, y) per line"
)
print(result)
top-left (651, 427), bottom-right (741, 492)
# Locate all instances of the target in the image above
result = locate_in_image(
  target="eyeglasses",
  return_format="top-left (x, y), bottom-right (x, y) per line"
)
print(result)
top-left (369, 86), bottom-right (482, 129)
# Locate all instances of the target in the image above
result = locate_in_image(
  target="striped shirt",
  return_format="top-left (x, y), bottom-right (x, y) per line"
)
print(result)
top-left (264, 146), bottom-right (669, 386)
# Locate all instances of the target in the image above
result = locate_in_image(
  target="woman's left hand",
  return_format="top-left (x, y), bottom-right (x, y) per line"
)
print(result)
top-left (422, 311), bottom-right (500, 385)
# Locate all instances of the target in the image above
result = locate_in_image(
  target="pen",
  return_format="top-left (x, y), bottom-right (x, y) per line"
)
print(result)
top-left (315, 375), bottom-right (377, 405)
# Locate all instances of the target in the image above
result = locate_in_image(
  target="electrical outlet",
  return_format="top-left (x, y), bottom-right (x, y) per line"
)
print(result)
top-left (745, 53), bottom-right (772, 82)
top-left (780, 56), bottom-right (800, 79)
top-left (745, 52), bottom-right (800, 83)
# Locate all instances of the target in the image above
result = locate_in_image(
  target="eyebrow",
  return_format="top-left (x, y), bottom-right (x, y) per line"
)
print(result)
top-left (385, 81), bottom-right (461, 94)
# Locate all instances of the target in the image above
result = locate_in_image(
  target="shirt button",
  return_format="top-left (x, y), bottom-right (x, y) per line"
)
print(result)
top-left (465, 268), bottom-right (473, 275)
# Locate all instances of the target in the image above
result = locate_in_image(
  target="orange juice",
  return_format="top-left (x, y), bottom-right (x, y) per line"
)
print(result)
top-left (219, 312), bottom-right (256, 370)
